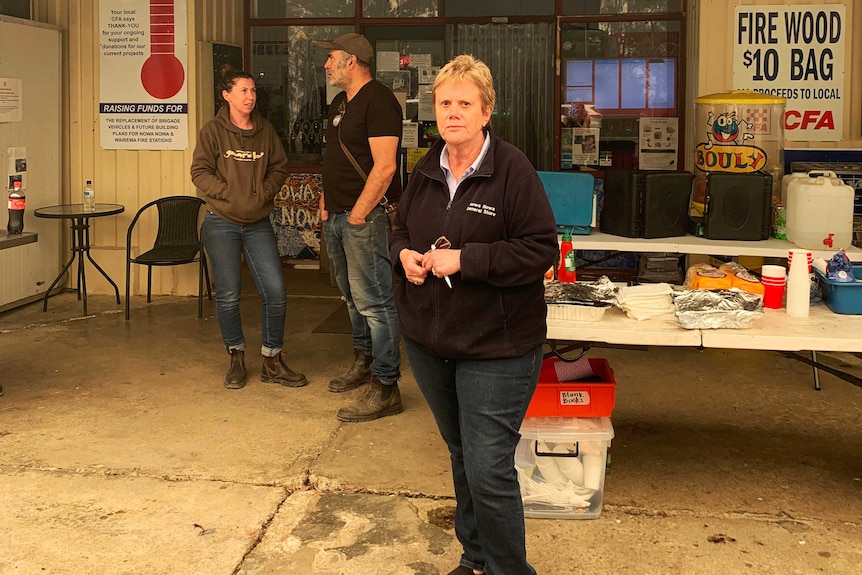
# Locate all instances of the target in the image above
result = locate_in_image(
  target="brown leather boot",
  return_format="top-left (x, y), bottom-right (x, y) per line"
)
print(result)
top-left (336, 378), bottom-right (403, 422)
top-left (328, 349), bottom-right (373, 393)
top-left (261, 352), bottom-right (308, 387)
top-left (224, 349), bottom-right (246, 389)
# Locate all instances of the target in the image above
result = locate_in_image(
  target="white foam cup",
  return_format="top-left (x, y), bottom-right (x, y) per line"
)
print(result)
top-left (534, 441), bottom-right (567, 485)
top-left (785, 255), bottom-right (810, 318)
top-left (761, 264), bottom-right (786, 279)
top-left (582, 453), bottom-right (604, 491)
top-left (788, 250), bottom-right (813, 272)
top-left (554, 445), bottom-right (585, 486)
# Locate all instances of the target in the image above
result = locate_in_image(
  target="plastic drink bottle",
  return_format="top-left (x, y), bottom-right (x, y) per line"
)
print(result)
top-left (557, 229), bottom-right (576, 282)
top-left (7, 181), bottom-right (25, 234)
top-left (773, 200), bottom-right (787, 240)
top-left (83, 180), bottom-right (95, 212)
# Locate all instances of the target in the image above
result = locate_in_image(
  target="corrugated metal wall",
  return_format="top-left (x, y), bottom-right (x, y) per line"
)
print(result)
top-left (31, 0), bottom-right (242, 297)
top-left (447, 23), bottom-right (556, 171)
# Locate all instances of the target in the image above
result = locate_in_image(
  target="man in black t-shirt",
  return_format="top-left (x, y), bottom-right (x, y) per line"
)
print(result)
top-left (314, 33), bottom-right (403, 423)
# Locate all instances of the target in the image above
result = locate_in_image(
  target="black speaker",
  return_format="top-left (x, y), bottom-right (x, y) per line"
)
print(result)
top-left (600, 170), bottom-right (693, 238)
top-left (703, 172), bottom-right (773, 241)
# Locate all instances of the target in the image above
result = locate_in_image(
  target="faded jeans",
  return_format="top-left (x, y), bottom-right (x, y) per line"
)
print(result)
top-left (323, 205), bottom-right (400, 383)
top-left (404, 338), bottom-right (541, 575)
top-left (201, 212), bottom-right (286, 357)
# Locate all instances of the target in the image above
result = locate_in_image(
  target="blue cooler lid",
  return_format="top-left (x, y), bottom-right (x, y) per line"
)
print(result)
top-left (538, 171), bottom-right (595, 233)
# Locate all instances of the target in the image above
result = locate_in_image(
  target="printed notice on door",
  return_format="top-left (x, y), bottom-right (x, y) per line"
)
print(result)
top-left (99, 0), bottom-right (189, 150)
top-left (0, 78), bottom-right (23, 123)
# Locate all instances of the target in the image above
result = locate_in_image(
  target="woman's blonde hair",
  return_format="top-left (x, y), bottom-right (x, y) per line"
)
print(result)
top-left (432, 55), bottom-right (496, 117)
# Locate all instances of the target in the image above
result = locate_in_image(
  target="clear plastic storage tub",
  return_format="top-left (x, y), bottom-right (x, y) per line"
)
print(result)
top-left (516, 417), bottom-right (614, 519)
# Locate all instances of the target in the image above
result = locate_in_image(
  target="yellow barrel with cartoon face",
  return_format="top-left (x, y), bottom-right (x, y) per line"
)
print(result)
top-left (691, 91), bottom-right (785, 215)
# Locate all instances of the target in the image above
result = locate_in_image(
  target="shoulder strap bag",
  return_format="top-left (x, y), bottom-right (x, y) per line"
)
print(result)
top-left (336, 100), bottom-right (398, 218)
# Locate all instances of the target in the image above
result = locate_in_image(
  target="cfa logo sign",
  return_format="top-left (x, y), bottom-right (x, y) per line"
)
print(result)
top-left (785, 109), bottom-right (835, 131)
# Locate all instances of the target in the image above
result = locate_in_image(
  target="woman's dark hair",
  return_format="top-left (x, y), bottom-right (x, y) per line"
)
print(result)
top-left (219, 64), bottom-right (254, 98)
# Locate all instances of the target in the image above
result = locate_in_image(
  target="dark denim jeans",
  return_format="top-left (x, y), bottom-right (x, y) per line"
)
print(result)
top-left (404, 339), bottom-right (541, 575)
top-left (323, 206), bottom-right (400, 383)
top-left (201, 212), bottom-right (286, 357)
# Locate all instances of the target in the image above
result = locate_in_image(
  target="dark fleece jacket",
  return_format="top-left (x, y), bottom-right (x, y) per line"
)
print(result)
top-left (190, 106), bottom-right (288, 225)
top-left (389, 130), bottom-right (558, 360)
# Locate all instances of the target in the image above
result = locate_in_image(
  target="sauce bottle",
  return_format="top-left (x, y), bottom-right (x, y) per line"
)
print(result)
top-left (557, 229), bottom-right (576, 282)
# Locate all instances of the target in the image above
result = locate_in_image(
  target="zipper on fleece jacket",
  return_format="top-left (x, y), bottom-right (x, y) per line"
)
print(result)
top-left (237, 128), bottom-right (257, 196)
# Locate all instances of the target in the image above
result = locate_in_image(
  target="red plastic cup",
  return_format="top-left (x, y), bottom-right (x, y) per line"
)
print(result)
top-left (762, 280), bottom-right (786, 308)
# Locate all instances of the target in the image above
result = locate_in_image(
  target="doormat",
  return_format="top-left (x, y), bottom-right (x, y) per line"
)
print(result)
top-left (313, 302), bottom-right (352, 334)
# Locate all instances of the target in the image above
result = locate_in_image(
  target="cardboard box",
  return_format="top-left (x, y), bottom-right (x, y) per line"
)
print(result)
top-left (516, 417), bottom-right (614, 519)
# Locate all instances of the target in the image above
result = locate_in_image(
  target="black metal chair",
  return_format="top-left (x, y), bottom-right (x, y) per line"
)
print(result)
top-left (125, 196), bottom-right (211, 320)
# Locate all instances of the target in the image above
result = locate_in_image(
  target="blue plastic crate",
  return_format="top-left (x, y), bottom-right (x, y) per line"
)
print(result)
top-left (815, 265), bottom-right (862, 314)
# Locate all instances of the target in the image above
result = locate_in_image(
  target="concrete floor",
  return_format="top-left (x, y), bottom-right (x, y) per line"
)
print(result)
top-left (1, 266), bottom-right (861, 575)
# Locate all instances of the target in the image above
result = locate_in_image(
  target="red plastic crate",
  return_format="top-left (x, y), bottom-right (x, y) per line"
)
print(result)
top-left (526, 357), bottom-right (616, 418)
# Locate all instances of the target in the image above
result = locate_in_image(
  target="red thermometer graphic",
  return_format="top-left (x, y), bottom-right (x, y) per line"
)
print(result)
top-left (140, 0), bottom-right (184, 99)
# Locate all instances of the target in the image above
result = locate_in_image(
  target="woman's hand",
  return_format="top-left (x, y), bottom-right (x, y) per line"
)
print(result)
top-left (423, 248), bottom-right (461, 279)
top-left (400, 249), bottom-right (428, 285)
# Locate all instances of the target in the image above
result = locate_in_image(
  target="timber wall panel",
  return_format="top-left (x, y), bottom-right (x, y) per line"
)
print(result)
top-left (695, 0), bottom-right (861, 150)
top-left (32, 0), bottom-right (242, 296)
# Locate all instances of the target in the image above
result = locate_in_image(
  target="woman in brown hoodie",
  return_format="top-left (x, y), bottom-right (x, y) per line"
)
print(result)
top-left (191, 67), bottom-right (306, 390)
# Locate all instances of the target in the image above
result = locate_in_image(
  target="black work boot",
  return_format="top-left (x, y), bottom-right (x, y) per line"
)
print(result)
top-left (336, 377), bottom-right (403, 422)
top-left (224, 349), bottom-right (246, 389)
top-left (261, 352), bottom-right (308, 387)
top-left (328, 349), bottom-right (373, 393)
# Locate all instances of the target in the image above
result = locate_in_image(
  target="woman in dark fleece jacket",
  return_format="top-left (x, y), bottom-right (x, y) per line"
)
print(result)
top-left (191, 67), bottom-right (306, 391)
top-left (389, 55), bottom-right (557, 575)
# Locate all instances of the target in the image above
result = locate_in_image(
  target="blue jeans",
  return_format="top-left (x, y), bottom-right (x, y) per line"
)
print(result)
top-left (323, 206), bottom-right (400, 383)
top-left (201, 212), bottom-right (286, 357)
top-left (404, 339), bottom-right (541, 575)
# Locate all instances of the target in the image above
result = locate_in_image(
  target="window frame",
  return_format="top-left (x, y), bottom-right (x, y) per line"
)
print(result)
top-left (556, 11), bottom-right (687, 170)
top-left (243, 1), bottom-right (688, 172)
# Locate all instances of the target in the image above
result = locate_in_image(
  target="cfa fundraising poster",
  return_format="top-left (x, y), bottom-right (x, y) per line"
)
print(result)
top-left (99, 0), bottom-right (189, 150)
top-left (732, 5), bottom-right (845, 142)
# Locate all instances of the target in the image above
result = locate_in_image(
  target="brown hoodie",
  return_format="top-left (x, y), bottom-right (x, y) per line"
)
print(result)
top-left (190, 106), bottom-right (288, 225)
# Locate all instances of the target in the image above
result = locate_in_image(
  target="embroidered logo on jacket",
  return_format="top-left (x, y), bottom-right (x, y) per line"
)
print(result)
top-left (224, 149), bottom-right (265, 161)
top-left (466, 202), bottom-right (497, 217)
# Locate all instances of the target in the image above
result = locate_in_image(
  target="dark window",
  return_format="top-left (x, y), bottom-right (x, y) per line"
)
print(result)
top-left (0, 0), bottom-right (30, 19)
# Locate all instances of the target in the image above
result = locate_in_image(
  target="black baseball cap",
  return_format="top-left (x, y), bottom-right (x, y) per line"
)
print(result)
top-left (313, 33), bottom-right (373, 66)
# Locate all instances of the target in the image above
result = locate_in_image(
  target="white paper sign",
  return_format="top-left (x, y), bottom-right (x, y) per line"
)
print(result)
top-left (418, 66), bottom-right (439, 85)
top-left (6, 146), bottom-right (27, 189)
top-left (98, 0), bottom-right (189, 150)
top-left (733, 5), bottom-right (845, 141)
top-left (376, 51), bottom-right (401, 72)
top-left (639, 117), bottom-right (679, 170)
top-left (409, 53), bottom-right (432, 68)
top-left (0, 78), bottom-right (23, 123)
top-left (402, 122), bottom-right (419, 148)
top-left (571, 128), bottom-right (599, 166)
top-left (418, 90), bottom-right (435, 122)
